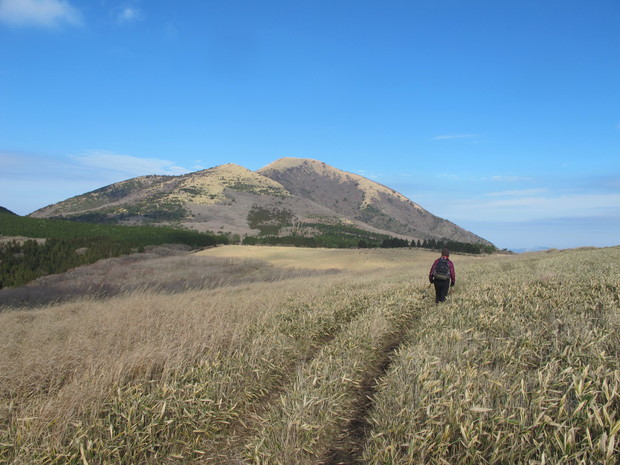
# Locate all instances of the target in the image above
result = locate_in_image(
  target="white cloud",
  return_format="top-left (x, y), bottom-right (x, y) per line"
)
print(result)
top-left (71, 151), bottom-right (188, 177)
top-left (0, 0), bottom-right (82, 28)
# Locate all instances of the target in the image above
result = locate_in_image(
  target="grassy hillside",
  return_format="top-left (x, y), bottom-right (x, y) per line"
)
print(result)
top-left (0, 247), bottom-right (618, 464)
top-left (0, 207), bottom-right (16, 216)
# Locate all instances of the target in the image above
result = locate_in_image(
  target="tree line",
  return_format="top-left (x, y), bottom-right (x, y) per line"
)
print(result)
top-left (0, 212), bottom-right (229, 247)
top-left (244, 231), bottom-right (495, 254)
top-left (0, 237), bottom-right (135, 288)
top-left (0, 213), bottom-right (229, 289)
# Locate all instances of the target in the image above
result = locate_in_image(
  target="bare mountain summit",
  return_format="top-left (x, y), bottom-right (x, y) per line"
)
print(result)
top-left (258, 158), bottom-right (486, 244)
top-left (30, 157), bottom-right (491, 246)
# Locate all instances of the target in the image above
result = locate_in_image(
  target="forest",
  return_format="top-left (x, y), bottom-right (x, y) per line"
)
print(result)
top-left (0, 212), bottom-right (228, 288)
top-left (243, 230), bottom-right (496, 254)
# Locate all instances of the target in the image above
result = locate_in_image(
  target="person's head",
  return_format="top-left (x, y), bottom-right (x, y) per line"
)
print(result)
top-left (441, 248), bottom-right (450, 257)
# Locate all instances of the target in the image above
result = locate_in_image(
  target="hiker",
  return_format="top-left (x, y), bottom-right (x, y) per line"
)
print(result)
top-left (429, 248), bottom-right (456, 303)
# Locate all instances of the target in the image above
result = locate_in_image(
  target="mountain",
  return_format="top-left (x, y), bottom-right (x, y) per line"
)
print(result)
top-left (29, 158), bottom-right (492, 246)
top-left (258, 158), bottom-right (487, 244)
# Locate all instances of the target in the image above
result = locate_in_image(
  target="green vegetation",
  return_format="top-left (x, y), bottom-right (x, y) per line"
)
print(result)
top-left (247, 205), bottom-right (295, 235)
top-left (0, 212), bottom-right (228, 288)
top-left (60, 197), bottom-right (188, 223)
top-left (0, 207), bottom-right (16, 216)
top-left (243, 221), bottom-right (389, 248)
top-left (228, 182), bottom-right (288, 197)
top-left (242, 220), bottom-right (495, 254)
top-left (48, 178), bottom-right (167, 213)
top-left (0, 212), bottom-right (225, 246)
top-left (359, 204), bottom-right (387, 223)
top-left (0, 238), bottom-right (136, 288)
top-left (179, 186), bottom-right (206, 196)
top-left (416, 237), bottom-right (497, 255)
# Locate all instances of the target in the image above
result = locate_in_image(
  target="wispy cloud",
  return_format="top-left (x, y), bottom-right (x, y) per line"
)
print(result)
top-left (486, 188), bottom-right (548, 197)
top-left (487, 175), bottom-right (533, 182)
top-left (436, 173), bottom-right (461, 180)
top-left (0, 0), bottom-right (82, 28)
top-left (448, 192), bottom-right (620, 223)
top-left (0, 150), bottom-right (190, 214)
top-left (71, 151), bottom-right (188, 177)
top-left (459, 215), bottom-right (620, 250)
top-left (486, 193), bottom-right (620, 211)
top-left (115, 6), bottom-right (141, 25)
top-left (355, 169), bottom-right (382, 180)
top-left (433, 133), bottom-right (479, 141)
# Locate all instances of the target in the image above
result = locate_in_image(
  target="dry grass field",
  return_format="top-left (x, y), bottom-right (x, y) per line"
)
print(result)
top-left (0, 245), bottom-right (618, 464)
top-left (196, 245), bottom-right (448, 271)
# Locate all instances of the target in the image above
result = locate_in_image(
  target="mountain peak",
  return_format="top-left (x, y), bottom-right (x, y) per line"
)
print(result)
top-left (259, 157), bottom-right (417, 209)
top-left (29, 157), bottom-right (491, 246)
top-left (259, 157), bottom-right (324, 170)
top-left (204, 163), bottom-right (251, 174)
top-left (174, 163), bottom-right (289, 205)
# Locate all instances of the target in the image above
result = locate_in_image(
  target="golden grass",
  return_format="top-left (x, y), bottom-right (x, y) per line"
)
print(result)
top-left (171, 164), bottom-right (290, 205)
top-left (197, 245), bottom-right (447, 271)
top-left (0, 246), bottom-right (618, 464)
top-left (363, 247), bottom-right (620, 464)
top-left (0, 247), bottom-right (333, 308)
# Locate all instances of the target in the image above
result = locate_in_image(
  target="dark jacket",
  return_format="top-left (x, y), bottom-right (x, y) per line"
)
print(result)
top-left (429, 256), bottom-right (456, 285)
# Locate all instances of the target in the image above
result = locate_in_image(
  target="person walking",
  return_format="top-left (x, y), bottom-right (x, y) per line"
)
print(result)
top-left (429, 248), bottom-right (456, 303)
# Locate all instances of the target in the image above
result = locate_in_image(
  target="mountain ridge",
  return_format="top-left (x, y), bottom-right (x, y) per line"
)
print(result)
top-left (29, 157), bottom-right (492, 246)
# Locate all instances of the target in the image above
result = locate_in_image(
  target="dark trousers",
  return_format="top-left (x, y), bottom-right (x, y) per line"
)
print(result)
top-left (434, 279), bottom-right (450, 303)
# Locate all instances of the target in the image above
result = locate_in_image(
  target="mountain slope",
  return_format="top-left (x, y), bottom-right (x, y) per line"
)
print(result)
top-left (30, 158), bottom-right (491, 246)
top-left (258, 158), bottom-right (489, 245)
top-left (0, 206), bottom-right (17, 216)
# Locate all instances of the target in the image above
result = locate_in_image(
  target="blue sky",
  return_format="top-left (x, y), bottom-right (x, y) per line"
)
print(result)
top-left (1, 0), bottom-right (619, 251)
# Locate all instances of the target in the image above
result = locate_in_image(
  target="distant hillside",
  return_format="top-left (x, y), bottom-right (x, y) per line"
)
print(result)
top-left (30, 157), bottom-right (492, 247)
top-left (0, 206), bottom-right (17, 216)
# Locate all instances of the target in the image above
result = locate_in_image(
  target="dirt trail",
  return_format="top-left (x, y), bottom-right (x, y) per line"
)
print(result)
top-left (320, 297), bottom-right (425, 465)
top-left (320, 338), bottom-right (404, 465)
top-left (198, 279), bottom-right (430, 464)
top-left (200, 296), bottom-right (378, 464)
